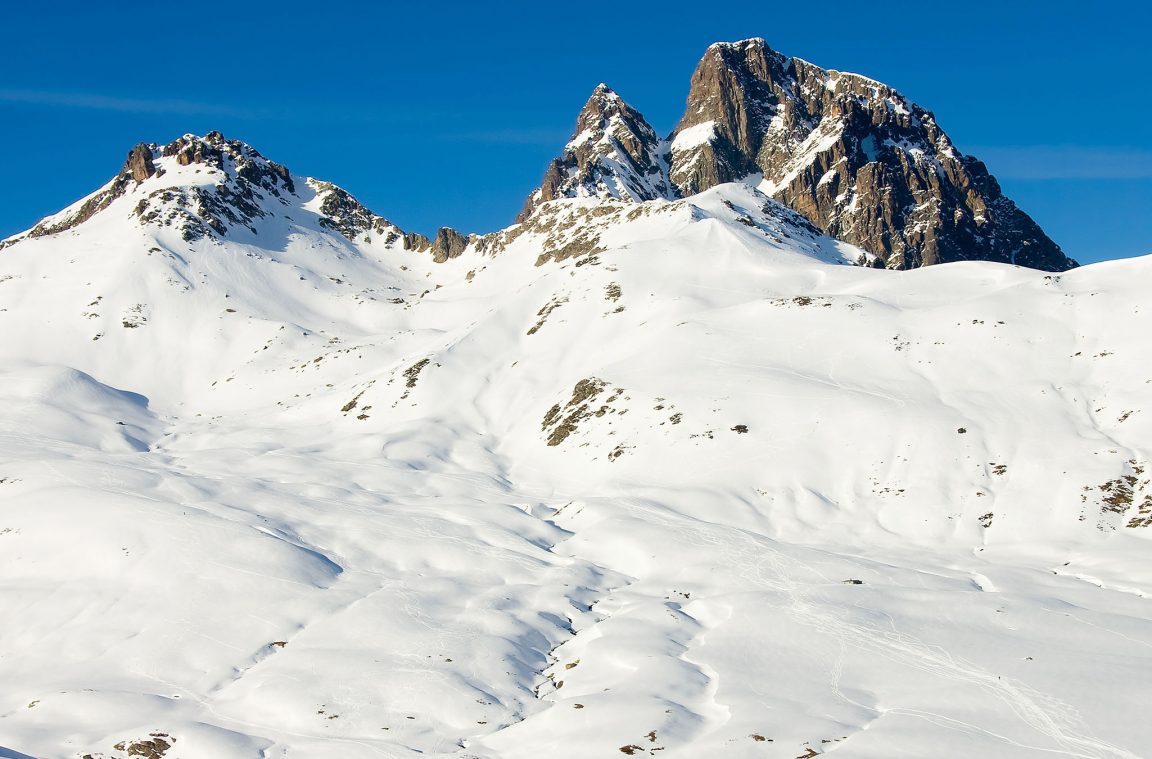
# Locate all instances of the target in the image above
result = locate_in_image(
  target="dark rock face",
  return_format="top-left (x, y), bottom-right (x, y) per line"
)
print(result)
top-left (667, 39), bottom-right (1076, 271)
top-left (668, 41), bottom-right (786, 194)
top-left (1, 143), bottom-right (159, 247)
top-left (518, 84), bottom-right (673, 222)
top-left (429, 227), bottom-right (471, 262)
top-left (2, 131), bottom-right (305, 245)
top-left (315, 181), bottom-right (375, 238)
top-left (126, 144), bottom-right (156, 183)
top-left (4, 177), bottom-right (130, 248)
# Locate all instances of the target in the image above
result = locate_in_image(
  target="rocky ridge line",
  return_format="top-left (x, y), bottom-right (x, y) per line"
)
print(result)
top-left (1, 132), bottom-right (471, 262)
top-left (525, 39), bottom-right (1076, 272)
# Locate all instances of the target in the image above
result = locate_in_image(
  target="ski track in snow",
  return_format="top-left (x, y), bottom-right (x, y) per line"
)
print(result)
top-left (598, 497), bottom-right (1140, 759)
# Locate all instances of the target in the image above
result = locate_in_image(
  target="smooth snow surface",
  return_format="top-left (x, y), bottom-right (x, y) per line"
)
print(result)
top-left (670, 121), bottom-right (717, 152)
top-left (1, 158), bottom-right (1150, 759)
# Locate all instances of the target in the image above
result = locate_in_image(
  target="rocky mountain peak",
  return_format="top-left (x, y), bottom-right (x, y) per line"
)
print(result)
top-left (9, 43), bottom-right (1080, 275)
top-left (0, 129), bottom-right (476, 266)
top-left (157, 131), bottom-right (295, 195)
top-left (2, 133), bottom-right (441, 256)
top-left (569, 84), bottom-right (641, 135)
top-left (667, 40), bottom-right (1076, 271)
top-left (668, 37), bottom-right (793, 195)
top-left (123, 132), bottom-right (302, 242)
top-left (517, 84), bottom-right (673, 222)
top-left (519, 39), bottom-right (1075, 271)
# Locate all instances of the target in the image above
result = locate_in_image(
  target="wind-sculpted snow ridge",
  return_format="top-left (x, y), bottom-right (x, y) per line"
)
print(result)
top-left (0, 130), bottom-right (1150, 759)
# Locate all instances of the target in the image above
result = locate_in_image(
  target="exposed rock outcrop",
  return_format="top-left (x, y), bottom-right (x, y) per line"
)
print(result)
top-left (126, 144), bottom-right (156, 183)
top-left (130, 133), bottom-right (297, 241)
top-left (2, 130), bottom-right (463, 259)
top-left (7, 42), bottom-right (1080, 276)
top-left (0, 143), bottom-right (161, 247)
top-left (310, 180), bottom-right (415, 248)
top-left (429, 227), bottom-right (471, 262)
top-left (668, 41), bottom-right (785, 194)
top-left (159, 131), bottom-right (294, 197)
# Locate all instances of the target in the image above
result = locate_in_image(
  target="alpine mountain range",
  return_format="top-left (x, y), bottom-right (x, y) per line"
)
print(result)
top-left (1, 39), bottom-right (1147, 759)
top-left (6, 38), bottom-right (1074, 273)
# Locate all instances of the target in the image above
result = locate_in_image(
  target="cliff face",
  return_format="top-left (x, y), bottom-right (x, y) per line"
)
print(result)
top-left (667, 39), bottom-right (1076, 271)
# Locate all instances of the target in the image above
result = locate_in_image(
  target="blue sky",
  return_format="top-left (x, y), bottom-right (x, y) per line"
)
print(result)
top-left (2, 1), bottom-right (1148, 264)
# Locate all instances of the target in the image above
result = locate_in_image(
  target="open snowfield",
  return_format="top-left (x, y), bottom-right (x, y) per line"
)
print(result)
top-left (1, 143), bottom-right (1150, 758)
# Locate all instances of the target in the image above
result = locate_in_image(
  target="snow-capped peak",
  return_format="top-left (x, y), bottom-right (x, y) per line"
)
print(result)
top-left (517, 85), bottom-right (675, 221)
top-left (0, 132), bottom-right (441, 256)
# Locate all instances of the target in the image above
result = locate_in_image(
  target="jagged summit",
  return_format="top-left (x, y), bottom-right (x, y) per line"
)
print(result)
top-left (668, 38), bottom-right (1076, 271)
top-left (516, 84), bottom-right (674, 222)
top-left (668, 38), bottom-right (789, 193)
top-left (7, 37), bottom-right (1078, 274)
top-left (4, 132), bottom-right (319, 246)
top-left (524, 38), bottom-right (1077, 272)
top-left (0, 132), bottom-right (484, 262)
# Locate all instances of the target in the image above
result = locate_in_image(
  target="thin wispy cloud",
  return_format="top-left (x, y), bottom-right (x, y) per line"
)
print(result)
top-left (0, 89), bottom-right (451, 125)
top-left (0, 89), bottom-right (266, 118)
top-left (971, 145), bottom-right (1152, 180)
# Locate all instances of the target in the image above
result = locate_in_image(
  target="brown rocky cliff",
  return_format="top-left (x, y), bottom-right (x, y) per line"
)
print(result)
top-left (126, 144), bottom-right (156, 183)
top-left (429, 227), bottom-right (470, 263)
top-left (669, 39), bottom-right (785, 194)
top-left (667, 39), bottom-right (1076, 271)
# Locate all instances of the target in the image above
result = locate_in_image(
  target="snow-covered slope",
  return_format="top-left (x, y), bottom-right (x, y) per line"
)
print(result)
top-left (0, 134), bottom-right (1150, 759)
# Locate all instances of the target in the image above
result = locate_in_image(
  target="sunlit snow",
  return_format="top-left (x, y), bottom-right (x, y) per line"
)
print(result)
top-left (0, 142), bottom-right (1149, 759)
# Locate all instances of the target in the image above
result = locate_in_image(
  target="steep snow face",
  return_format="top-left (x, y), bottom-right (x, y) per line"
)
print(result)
top-left (0, 143), bottom-right (1151, 759)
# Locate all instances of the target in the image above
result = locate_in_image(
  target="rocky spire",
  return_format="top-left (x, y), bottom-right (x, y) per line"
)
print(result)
top-left (668, 39), bottom-right (789, 194)
top-left (126, 143), bottom-right (156, 183)
top-left (668, 38), bottom-right (1076, 271)
top-left (518, 84), bottom-right (673, 222)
